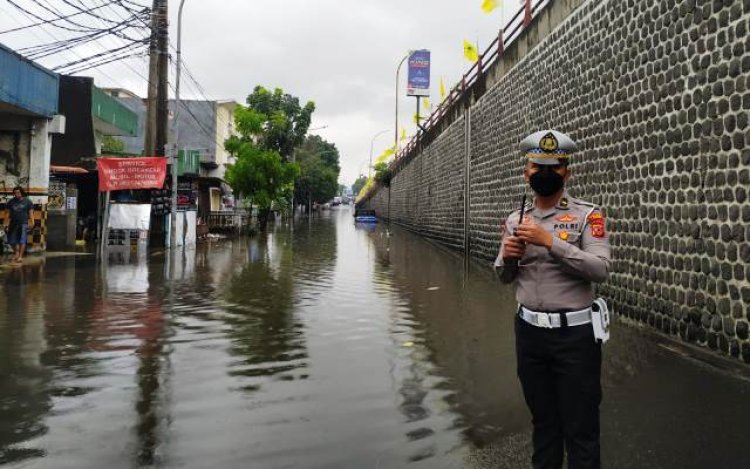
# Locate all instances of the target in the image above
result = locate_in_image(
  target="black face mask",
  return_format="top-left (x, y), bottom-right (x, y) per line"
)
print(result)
top-left (529, 167), bottom-right (565, 197)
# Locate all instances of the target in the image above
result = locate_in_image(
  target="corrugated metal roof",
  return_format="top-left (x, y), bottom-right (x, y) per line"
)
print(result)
top-left (0, 42), bottom-right (59, 117)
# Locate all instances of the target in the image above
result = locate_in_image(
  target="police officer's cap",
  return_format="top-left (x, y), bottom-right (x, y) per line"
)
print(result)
top-left (519, 130), bottom-right (577, 166)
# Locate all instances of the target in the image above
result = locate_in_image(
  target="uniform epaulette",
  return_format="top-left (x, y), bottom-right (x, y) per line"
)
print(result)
top-left (509, 203), bottom-right (533, 217)
top-left (570, 197), bottom-right (596, 208)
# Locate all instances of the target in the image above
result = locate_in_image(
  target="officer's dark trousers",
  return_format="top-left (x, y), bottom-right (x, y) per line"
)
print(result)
top-left (515, 316), bottom-right (602, 469)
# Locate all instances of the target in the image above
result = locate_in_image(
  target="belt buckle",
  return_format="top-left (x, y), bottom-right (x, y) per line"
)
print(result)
top-left (537, 313), bottom-right (552, 328)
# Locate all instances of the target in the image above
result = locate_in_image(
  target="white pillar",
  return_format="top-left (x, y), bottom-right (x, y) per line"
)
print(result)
top-left (28, 118), bottom-right (52, 204)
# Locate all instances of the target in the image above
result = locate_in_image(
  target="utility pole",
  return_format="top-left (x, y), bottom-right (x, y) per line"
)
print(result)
top-left (171, 0), bottom-right (187, 249)
top-left (156, 0), bottom-right (169, 158)
top-left (145, 0), bottom-right (169, 246)
top-left (145, 0), bottom-right (168, 157)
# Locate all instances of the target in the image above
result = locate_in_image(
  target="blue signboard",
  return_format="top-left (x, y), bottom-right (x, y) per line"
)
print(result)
top-left (407, 50), bottom-right (430, 97)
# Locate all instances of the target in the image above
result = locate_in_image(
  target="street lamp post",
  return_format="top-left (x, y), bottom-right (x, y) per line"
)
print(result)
top-left (369, 129), bottom-right (390, 179)
top-left (395, 51), bottom-right (411, 155)
top-left (170, 0), bottom-right (187, 249)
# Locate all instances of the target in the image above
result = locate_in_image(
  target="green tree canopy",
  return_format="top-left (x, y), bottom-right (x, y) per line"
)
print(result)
top-left (101, 135), bottom-right (125, 153)
top-left (351, 175), bottom-right (368, 197)
top-left (373, 162), bottom-right (392, 187)
top-left (293, 135), bottom-right (341, 207)
top-left (243, 86), bottom-right (316, 160)
top-left (225, 145), bottom-right (299, 212)
top-left (225, 86), bottom-right (310, 229)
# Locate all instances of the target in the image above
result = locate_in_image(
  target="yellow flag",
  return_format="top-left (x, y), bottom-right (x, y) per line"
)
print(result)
top-left (463, 39), bottom-right (479, 62)
top-left (375, 146), bottom-right (396, 165)
top-left (400, 128), bottom-right (407, 141)
top-left (413, 112), bottom-right (420, 124)
top-left (422, 97), bottom-right (430, 111)
top-left (439, 77), bottom-right (446, 100)
top-left (481, 0), bottom-right (499, 14)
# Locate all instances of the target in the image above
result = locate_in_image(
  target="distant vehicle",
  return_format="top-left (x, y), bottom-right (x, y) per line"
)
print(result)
top-left (332, 197), bottom-right (342, 206)
top-left (354, 209), bottom-right (377, 223)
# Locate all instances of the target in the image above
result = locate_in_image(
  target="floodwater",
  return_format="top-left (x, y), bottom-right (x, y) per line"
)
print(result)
top-left (1, 207), bottom-right (749, 469)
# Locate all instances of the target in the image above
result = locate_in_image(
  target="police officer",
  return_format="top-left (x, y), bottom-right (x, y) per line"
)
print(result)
top-left (495, 130), bottom-right (611, 469)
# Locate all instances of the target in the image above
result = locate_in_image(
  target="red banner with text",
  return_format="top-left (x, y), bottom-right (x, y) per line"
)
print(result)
top-left (97, 157), bottom-right (168, 192)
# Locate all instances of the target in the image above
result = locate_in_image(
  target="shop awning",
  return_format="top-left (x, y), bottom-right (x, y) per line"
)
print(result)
top-left (51, 165), bottom-right (88, 174)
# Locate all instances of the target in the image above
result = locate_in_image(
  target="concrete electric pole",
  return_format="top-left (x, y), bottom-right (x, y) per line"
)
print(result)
top-left (145, 0), bottom-right (168, 157)
top-left (170, 0), bottom-right (187, 250)
top-left (145, 0), bottom-right (170, 246)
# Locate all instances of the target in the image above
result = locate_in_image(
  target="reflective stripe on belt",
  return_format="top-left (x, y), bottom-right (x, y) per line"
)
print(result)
top-left (519, 306), bottom-right (592, 329)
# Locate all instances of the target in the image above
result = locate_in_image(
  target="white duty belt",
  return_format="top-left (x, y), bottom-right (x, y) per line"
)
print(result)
top-left (519, 306), bottom-right (592, 328)
top-left (519, 299), bottom-right (611, 344)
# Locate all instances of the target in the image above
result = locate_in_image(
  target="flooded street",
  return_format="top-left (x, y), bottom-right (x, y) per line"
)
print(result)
top-left (2, 207), bottom-right (750, 469)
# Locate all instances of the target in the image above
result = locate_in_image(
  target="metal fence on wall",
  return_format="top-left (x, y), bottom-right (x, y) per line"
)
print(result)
top-left (360, 0), bottom-right (552, 203)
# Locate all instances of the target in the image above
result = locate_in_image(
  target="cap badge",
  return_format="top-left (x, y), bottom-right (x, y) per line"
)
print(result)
top-left (539, 133), bottom-right (559, 152)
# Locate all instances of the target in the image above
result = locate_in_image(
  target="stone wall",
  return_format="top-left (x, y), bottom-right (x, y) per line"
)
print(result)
top-left (363, 0), bottom-right (750, 362)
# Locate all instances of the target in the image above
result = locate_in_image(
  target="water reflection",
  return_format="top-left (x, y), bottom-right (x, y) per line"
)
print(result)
top-left (368, 227), bottom-right (528, 452)
top-left (0, 263), bottom-right (51, 464)
top-left (1, 211), bottom-right (749, 469)
top-left (224, 231), bottom-right (309, 388)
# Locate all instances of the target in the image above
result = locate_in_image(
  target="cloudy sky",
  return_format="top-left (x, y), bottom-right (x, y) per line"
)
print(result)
top-left (0, 0), bottom-right (523, 185)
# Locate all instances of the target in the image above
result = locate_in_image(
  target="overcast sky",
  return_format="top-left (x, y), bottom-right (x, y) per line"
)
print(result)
top-left (0, 0), bottom-right (523, 185)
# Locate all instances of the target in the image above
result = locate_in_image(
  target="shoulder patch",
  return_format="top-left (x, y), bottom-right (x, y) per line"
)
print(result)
top-left (587, 210), bottom-right (606, 238)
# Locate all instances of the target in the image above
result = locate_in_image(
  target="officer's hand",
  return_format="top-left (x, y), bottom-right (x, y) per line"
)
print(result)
top-left (502, 236), bottom-right (526, 260)
top-left (516, 218), bottom-right (553, 249)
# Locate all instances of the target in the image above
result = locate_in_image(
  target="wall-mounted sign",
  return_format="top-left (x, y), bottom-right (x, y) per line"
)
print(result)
top-left (407, 50), bottom-right (431, 97)
top-left (97, 157), bottom-right (167, 192)
top-left (48, 181), bottom-right (66, 210)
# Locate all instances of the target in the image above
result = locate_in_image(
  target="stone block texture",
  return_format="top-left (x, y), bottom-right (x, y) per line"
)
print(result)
top-left (363, 0), bottom-right (750, 363)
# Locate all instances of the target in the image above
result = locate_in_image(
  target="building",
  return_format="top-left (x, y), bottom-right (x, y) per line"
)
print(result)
top-left (109, 93), bottom-right (239, 230)
top-left (48, 76), bottom-right (139, 250)
top-left (0, 43), bottom-right (65, 252)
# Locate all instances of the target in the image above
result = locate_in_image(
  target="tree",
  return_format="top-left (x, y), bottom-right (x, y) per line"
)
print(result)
top-left (225, 144), bottom-right (299, 230)
top-left (351, 175), bottom-right (368, 197)
top-left (293, 135), bottom-right (341, 212)
top-left (225, 87), bottom-right (309, 230)
top-left (295, 155), bottom-right (338, 212)
top-left (244, 86), bottom-right (316, 161)
top-left (101, 135), bottom-right (125, 153)
top-left (298, 135), bottom-right (339, 173)
top-left (373, 162), bottom-right (392, 187)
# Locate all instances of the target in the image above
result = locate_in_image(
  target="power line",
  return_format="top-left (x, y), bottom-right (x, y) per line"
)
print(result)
top-left (53, 38), bottom-right (148, 72)
top-left (2, 1), bottom-right (228, 153)
top-left (64, 48), bottom-right (144, 74)
top-left (0, 1), bottom-right (112, 34)
top-left (1, 0), bottom-right (146, 97)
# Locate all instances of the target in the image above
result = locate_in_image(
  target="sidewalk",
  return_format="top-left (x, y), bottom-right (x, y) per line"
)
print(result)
top-left (0, 251), bottom-right (92, 272)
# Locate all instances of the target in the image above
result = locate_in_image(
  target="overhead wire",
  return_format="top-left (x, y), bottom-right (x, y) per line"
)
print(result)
top-left (3, 0), bottom-right (149, 75)
top-left (53, 39), bottom-right (148, 72)
top-left (2, 0), bottom-right (228, 152)
top-left (0, 1), bottom-right (111, 34)
top-left (0, 0), bottom-right (128, 86)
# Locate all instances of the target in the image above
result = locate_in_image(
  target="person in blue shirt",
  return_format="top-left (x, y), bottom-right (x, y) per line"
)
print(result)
top-left (5, 186), bottom-right (34, 264)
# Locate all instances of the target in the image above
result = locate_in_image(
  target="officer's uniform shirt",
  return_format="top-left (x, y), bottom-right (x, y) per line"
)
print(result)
top-left (494, 190), bottom-right (611, 311)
